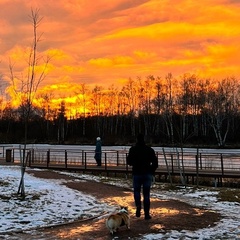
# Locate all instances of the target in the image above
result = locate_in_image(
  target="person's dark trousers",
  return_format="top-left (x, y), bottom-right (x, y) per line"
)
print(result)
top-left (96, 158), bottom-right (101, 166)
top-left (133, 174), bottom-right (152, 218)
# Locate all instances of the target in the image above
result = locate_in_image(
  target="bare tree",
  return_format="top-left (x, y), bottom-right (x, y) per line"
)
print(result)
top-left (91, 85), bottom-right (104, 136)
top-left (177, 74), bottom-right (200, 143)
top-left (36, 92), bottom-right (55, 140)
top-left (75, 83), bottom-right (89, 136)
top-left (205, 78), bottom-right (240, 147)
top-left (162, 73), bottom-right (176, 144)
top-left (104, 85), bottom-right (119, 134)
top-left (0, 75), bottom-right (9, 120)
top-left (121, 78), bottom-right (138, 136)
top-left (9, 8), bottom-right (50, 199)
top-left (57, 101), bottom-right (66, 144)
top-left (137, 75), bottom-right (156, 137)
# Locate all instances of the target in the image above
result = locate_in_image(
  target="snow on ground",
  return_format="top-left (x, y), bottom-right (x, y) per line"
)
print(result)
top-left (0, 166), bottom-right (240, 239)
top-left (0, 166), bottom-right (115, 234)
top-left (147, 190), bottom-right (240, 240)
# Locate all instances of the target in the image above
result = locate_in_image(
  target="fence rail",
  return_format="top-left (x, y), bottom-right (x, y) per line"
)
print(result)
top-left (1, 146), bottom-right (240, 187)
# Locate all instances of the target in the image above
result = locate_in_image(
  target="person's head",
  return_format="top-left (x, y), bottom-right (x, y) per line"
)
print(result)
top-left (136, 133), bottom-right (145, 144)
top-left (96, 137), bottom-right (101, 141)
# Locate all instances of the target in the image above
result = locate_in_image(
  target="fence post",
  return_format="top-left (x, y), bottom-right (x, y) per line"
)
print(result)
top-left (84, 152), bottom-right (87, 170)
top-left (82, 150), bottom-right (84, 165)
top-left (104, 152), bottom-right (107, 170)
top-left (117, 151), bottom-right (119, 166)
top-left (125, 153), bottom-right (129, 178)
top-left (220, 154), bottom-right (224, 176)
top-left (32, 149), bottom-right (34, 164)
top-left (28, 151), bottom-right (31, 167)
top-left (12, 149), bottom-right (15, 162)
top-left (200, 153), bottom-right (202, 169)
top-left (171, 154), bottom-right (174, 173)
top-left (47, 150), bottom-right (50, 168)
top-left (219, 153), bottom-right (224, 186)
top-left (196, 153), bottom-right (199, 188)
top-left (2, 146), bottom-right (5, 158)
top-left (65, 150), bottom-right (68, 168)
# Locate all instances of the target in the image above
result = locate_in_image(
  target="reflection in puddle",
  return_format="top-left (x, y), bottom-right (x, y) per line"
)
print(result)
top-left (151, 223), bottom-right (164, 231)
top-left (154, 206), bottom-right (205, 216)
top-left (151, 198), bottom-right (205, 216)
top-left (55, 222), bottom-right (103, 238)
top-left (157, 207), bottom-right (179, 214)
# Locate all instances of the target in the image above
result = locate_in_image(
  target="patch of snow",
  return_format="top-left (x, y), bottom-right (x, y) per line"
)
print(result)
top-left (0, 166), bottom-right (240, 239)
top-left (0, 166), bottom-right (115, 234)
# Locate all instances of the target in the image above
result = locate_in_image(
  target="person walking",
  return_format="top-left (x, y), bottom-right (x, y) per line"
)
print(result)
top-left (94, 137), bottom-right (102, 166)
top-left (127, 134), bottom-right (158, 220)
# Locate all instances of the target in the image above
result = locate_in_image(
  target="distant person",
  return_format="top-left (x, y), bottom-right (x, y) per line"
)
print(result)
top-left (127, 134), bottom-right (158, 220)
top-left (94, 137), bottom-right (102, 166)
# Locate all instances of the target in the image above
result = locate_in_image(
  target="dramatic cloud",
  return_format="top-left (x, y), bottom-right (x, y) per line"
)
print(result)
top-left (1, 0), bottom-right (240, 95)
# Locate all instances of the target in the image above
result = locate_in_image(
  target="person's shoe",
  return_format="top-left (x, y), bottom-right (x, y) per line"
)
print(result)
top-left (136, 208), bottom-right (141, 217)
top-left (145, 215), bottom-right (152, 220)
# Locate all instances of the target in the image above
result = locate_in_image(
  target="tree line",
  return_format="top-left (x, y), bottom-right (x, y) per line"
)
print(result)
top-left (1, 73), bottom-right (240, 147)
top-left (1, 9), bottom-right (239, 147)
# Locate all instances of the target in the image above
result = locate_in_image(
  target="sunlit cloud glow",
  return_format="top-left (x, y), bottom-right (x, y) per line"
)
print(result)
top-left (1, 0), bottom-right (240, 114)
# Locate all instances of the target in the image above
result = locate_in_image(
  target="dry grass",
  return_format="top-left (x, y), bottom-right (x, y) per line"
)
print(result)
top-left (217, 188), bottom-right (240, 203)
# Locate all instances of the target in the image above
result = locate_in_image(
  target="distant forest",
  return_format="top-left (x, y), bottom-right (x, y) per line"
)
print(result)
top-left (0, 112), bottom-right (240, 147)
top-left (1, 74), bottom-right (240, 147)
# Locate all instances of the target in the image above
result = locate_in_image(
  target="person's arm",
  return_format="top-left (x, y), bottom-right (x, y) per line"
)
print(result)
top-left (127, 148), bottom-right (133, 166)
top-left (150, 149), bottom-right (158, 173)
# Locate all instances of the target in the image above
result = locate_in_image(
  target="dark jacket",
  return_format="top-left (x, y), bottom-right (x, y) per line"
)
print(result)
top-left (94, 140), bottom-right (102, 160)
top-left (127, 142), bottom-right (158, 175)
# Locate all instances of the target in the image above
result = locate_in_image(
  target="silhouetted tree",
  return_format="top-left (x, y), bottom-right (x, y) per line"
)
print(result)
top-left (8, 8), bottom-right (50, 199)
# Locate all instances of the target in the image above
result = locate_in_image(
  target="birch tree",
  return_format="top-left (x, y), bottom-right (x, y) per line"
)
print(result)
top-left (121, 78), bottom-right (138, 136)
top-left (206, 78), bottom-right (239, 147)
top-left (163, 73), bottom-right (175, 144)
top-left (75, 83), bottom-right (89, 136)
top-left (9, 9), bottom-right (50, 199)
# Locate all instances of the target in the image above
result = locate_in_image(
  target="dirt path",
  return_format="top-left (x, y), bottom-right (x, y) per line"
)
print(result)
top-left (11, 170), bottom-right (220, 240)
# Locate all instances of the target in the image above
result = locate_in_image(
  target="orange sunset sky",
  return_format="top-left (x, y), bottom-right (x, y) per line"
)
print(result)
top-left (1, 0), bottom-right (240, 103)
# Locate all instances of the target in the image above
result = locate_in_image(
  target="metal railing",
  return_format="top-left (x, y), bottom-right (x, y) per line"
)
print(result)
top-left (29, 149), bottom-right (128, 166)
top-left (1, 146), bottom-right (240, 184)
top-left (160, 151), bottom-right (240, 173)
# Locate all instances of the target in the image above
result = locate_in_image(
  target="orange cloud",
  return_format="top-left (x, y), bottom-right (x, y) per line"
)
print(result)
top-left (88, 55), bottom-right (133, 68)
top-left (1, 0), bottom-right (240, 103)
